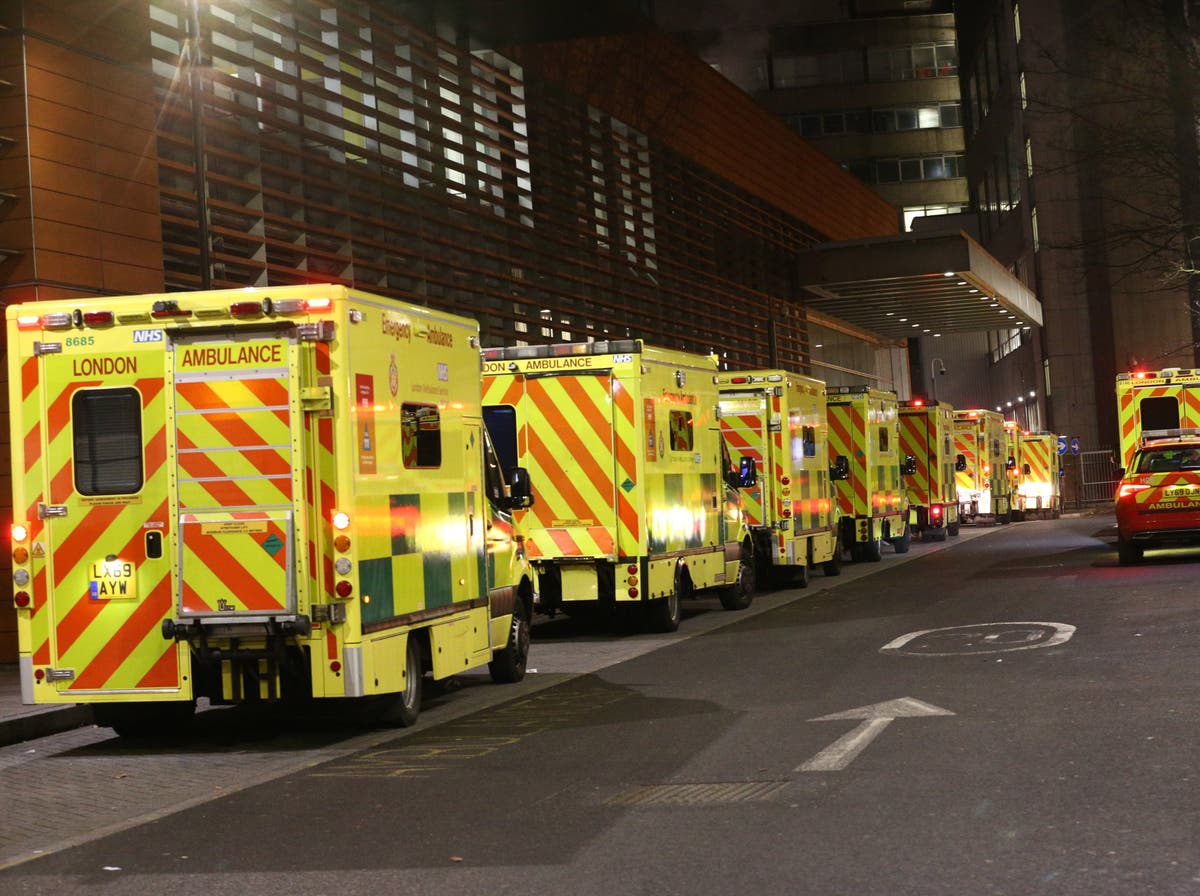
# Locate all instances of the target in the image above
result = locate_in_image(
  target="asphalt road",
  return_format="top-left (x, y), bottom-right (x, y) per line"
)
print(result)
top-left (3, 512), bottom-right (1199, 895)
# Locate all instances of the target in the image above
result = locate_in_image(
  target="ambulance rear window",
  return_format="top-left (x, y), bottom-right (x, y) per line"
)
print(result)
top-left (1140, 396), bottom-right (1180, 432)
top-left (402, 403), bottom-right (441, 468)
top-left (72, 388), bottom-right (144, 495)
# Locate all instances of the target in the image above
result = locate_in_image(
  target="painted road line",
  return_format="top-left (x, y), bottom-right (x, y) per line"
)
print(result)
top-left (798, 697), bottom-right (954, 772)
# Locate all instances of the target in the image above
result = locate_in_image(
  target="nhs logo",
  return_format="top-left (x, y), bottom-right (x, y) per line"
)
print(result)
top-left (132, 329), bottom-right (163, 343)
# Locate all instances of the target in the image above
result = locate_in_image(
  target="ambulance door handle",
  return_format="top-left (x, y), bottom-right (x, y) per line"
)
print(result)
top-left (38, 504), bottom-right (67, 519)
top-left (469, 514), bottom-right (475, 537)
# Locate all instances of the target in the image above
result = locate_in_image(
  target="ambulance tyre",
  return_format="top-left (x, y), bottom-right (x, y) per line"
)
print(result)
top-left (822, 537), bottom-right (843, 576)
top-left (646, 574), bottom-right (683, 633)
top-left (889, 523), bottom-right (911, 554)
top-left (861, 537), bottom-right (883, 563)
top-left (489, 598), bottom-right (531, 684)
top-left (380, 636), bottom-right (423, 727)
top-left (947, 521), bottom-right (961, 537)
top-left (1117, 538), bottom-right (1143, 566)
top-left (929, 526), bottom-right (948, 542)
top-left (94, 700), bottom-right (195, 739)
top-left (719, 543), bottom-right (756, 611)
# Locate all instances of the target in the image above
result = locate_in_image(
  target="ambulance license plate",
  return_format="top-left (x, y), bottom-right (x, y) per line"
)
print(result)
top-left (89, 560), bottom-right (137, 601)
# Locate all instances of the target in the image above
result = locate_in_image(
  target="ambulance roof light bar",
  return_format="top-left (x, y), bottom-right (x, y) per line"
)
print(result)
top-left (1139, 427), bottom-right (1200, 445)
top-left (482, 339), bottom-right (640, 361)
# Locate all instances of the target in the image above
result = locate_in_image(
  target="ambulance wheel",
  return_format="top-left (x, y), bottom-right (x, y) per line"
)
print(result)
top-left (929, 527), bottom-right (948, 542)
top-left (890, 523), bottom-right (911, 554)
top-left (720, 552), bottom-right (756, 611)
top-left (794, 561), bottom-right (811, 589)
top-left (646, 576), bottom-right (683, 633)
top-left (381, 636), bottom-right (423, 727)
top-left (93, 701), bottom-right (195, 738)
top-left (822, 538), bottom-right (843, 576)
top-left (1117, 538), bottom-right (1143, 566)
top-left (861, 537), bottom-right (883, 562)
top-left (947, 521), bottom-right (961, 537)
top-left (489, 599), bottom-right (530, 684)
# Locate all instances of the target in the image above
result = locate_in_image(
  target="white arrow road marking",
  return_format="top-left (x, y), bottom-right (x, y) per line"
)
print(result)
top-left (797, 697), bottom-right (954, 772)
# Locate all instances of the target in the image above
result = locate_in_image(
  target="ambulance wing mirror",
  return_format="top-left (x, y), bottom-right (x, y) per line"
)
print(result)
top-left (1023, 463), bottom-right (1032, 475)
top-left (901, 454), bottom-right (917, 476)
top-left (831, 455), bottom-right (850, 481)
top-left (506, 467), bottom-right (535, 509)
top-left (954, 453), bottom-right (967, 472)
top-left (737, 456), bottom-right (758, 488)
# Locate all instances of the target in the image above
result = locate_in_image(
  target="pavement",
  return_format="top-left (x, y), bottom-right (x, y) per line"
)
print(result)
top-left (0, 664), bottom-right (94, 747)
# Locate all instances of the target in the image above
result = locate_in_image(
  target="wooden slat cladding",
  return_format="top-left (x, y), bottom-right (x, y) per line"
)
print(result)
top-left (510, 32), bottom-right (899, 243)
top-left (143, 0), bottom-right (829, 369)
top-left (0, 1), bottom-right (164, 305)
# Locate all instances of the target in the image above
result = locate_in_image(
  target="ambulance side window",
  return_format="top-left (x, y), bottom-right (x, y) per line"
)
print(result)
top-left (669, 410), bottom-right (694, 452)
top-left (401, 403), bottom-right (441, 468)
top-left (878, 426), bottom-right (889, 453)
top-left (72, 388), bottom-right (143, 496)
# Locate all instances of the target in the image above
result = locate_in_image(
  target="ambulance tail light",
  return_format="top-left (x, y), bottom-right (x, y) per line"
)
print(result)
top-left (230, 301), bottom-right (265, 318)
top-left (931, 505), bottom-right (943, 519)
top-left (1117, 482), bottom-right (1152, 498)
top-left (13, 591), bottom-right (30, 608)
top-left (82, 310), bottom-right (114, 327)
top-left (38, 313), bottom-right (73, 330)
top-left (12, 523), bottom-right (29, 544)
top-left (271, 297), bottom-right (332, 314)
top-left (151, 300), bottom-right (192, 319)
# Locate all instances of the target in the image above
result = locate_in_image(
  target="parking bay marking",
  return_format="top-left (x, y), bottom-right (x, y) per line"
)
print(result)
top-left (797, 697), bottom-right (955, 773)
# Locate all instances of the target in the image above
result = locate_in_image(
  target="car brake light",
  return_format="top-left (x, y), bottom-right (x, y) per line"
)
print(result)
top-left (1117, 482), bottom-right (1152, 498)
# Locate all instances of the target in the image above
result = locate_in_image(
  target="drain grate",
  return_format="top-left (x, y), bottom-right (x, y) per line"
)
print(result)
top-left (605, 781), bottom-right (788, 807)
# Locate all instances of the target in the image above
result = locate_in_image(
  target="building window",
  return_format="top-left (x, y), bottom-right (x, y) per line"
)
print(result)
top-left (1014, 3), bottom-right (1022, 44)
top-left (990, 328), bottom-right (1022, 363)
top-left (73, 388), bottom-right (144, 496)
top-left (854, 154), bottom-right (964, 185)
top-left (902, 203), bottom-right (968, 231)
top-left (773, 51), bottom-right (863, 87)
top-left (870, 102), bottom-right (961, 132)
top-left (867, 42), bottom-right (957, 82)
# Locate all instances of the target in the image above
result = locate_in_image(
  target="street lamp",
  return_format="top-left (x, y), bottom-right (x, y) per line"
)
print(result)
top-left (187, 0), bottom-right (213, 288)
top-left (930, 358), bottom-right (947, 402)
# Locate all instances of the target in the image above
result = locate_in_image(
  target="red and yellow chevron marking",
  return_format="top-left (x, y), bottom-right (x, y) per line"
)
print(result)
top-left (828, 401), bottom-right (869, 518)
top-left (720, 410), bottom-right (766, 526)
top-left (25, 350), bottom-right (181, 694)
top-left (954, 424), bottom-right (978, 492)
top-left (610, 376), bottom-right (640, 556)
top-left (484, 371), bottom-right (640, 560)
top-left (175, 375), bottom-right (293, 508)
top-left (307, 341), bottom-right (336, 614)
top-left (900, 410), bottom-right (933, 507)
top-left (1117, 380), bottom-right (1200, 468)
top-left (179, 512), bottom-right (290, 614)
top-left (521, 375), bottom-right (622, 558)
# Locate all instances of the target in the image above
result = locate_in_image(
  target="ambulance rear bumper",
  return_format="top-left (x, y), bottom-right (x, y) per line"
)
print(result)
top-left (162, 615), bottom-right (312, 641)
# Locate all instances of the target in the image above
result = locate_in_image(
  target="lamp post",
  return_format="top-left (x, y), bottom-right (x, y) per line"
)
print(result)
top-left (930, 358), bottom-right (947, 402)
top-left (187, 0), bottom-right (213, 288)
